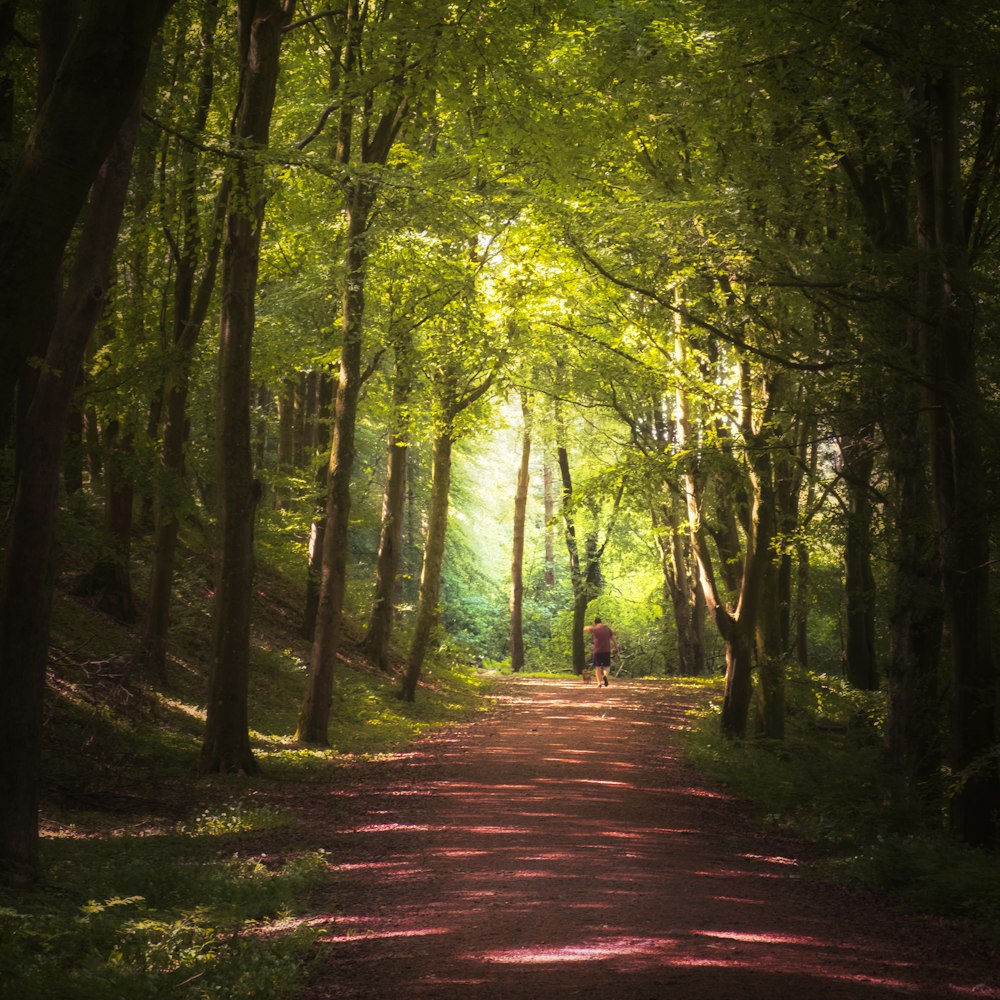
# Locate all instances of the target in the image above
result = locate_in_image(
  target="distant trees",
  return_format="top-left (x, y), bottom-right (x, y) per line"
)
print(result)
top-left (3, 0), bottom-right (999, 884)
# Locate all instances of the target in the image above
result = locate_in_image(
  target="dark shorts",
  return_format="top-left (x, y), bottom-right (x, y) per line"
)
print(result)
top-left (591, 651), bottom-right (611, 668)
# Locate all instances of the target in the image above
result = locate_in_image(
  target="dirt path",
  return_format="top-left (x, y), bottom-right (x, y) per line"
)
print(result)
top-left (298, 677), bottom-right (999, 999)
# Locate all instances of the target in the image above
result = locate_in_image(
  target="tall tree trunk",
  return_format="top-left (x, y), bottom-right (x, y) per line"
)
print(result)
top-left (297, 179), bottom-right (374, 742)
top-left (916, 68), bottom-right (999, 846)
top-left (274, 376), bottom-right (296, 508)
top-left (0, 91), bottom-right (142, 880)
top-left (302, 368), bottom-right (319, 457)
top-left (0, 0), bottom-right (175, 423)
top-left (142, 169), bottom-right (225, 681)
top-left (793, 436), bottom-right (819, 668)
top-left (361, 346), bottom-right (412, 672)
top-left (658, 497), bottom-right (704, 676)
top-left (509, 401), bottom-right (531, 672)
top-left (884, 387), bottom-right (944, 824)
top-left (200, 0), bottom-right (291, 775)
top-left (399, 431), bottom-right (453, 702)
top-left (557, 444), bottom-right (587, 676)
top-left (840, 426), bottom-right (879, 690)
top-left (755, 555), bottom-right (785, 740)
top-left (298, 0), bottom-right (410, 739)
top-left (63, 401), bottom-right (85, 495)
top-left (543, 458), bottom-right (555, 588)
top-left (681, 360), bottom-right (780, 739)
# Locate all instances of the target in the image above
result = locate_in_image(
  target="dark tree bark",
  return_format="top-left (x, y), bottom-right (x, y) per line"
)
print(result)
top-left (0, 86), bottom-right (144, 880)
top-left (0, 0), bottom-right (176, 423)
top-left (200, 0), bottom-right (293, 775)
top-left (0, 1), bottom-right (18, 187)
top-left (914, 68), bottom-right (999, 846)
top-left (509, 399), bottom-right (531, 672)
top-left (682, 362), bottom-right (781, 739)
top-left (557, 444), bottom-right (587, 676)
top-left (297, 179), bottom-right (374, 741)
top-left (839, 424), bottom-right (879, 691)
top-left (883, 388), bottom-right (944, 824)
top-left (657, 496), bottom-right (705, 677)
top-left (793, 436), bottom-right (819, 669)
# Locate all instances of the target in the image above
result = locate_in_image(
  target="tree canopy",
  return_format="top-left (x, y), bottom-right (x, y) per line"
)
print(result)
top-left (1, 0), bottom-right (999, 879)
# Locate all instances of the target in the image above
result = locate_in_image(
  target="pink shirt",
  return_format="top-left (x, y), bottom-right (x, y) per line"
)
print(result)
top-left (590, 623), bottom-right (613, 654)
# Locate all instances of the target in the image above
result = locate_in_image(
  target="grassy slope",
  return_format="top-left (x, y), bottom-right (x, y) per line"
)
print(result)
top-left (2, 515), bottom-right (493, 1000)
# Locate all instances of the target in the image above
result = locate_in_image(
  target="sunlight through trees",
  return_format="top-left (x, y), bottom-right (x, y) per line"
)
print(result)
top-left (2, 0), bottom-right (999, 877)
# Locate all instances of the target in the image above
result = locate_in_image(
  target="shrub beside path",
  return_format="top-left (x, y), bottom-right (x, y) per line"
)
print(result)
top-left (297, 677), bottom-right (999, 999)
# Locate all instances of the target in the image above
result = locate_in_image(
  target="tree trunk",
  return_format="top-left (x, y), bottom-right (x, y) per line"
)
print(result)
top-left (63, 400), bottom-right (85, 495)
top-left (201, 0), bottom-right (290, 775)
top-left (0, 0), bottom-right (175, 422)
top-left (543, 458), bottom-right (555, 587)
top-left (509, 405), bottom-right (531, 672)
top-left (755, 555), bottom-right (785, 740)
top-left (297, 179), bottom-right (374, 742)
top-left (74, 422), bottom-right (138, 623)
top-left (840, 427), bottom-right (879, 690)
top-left (303, 368), bottom-right (319, 456)
top-left (916, 69), bottom-right (999, 846)
top-left (0, 89), bottom-right (142, 880)
top-left (275, 376), bottom-right (296, 507)
top-left (361, 348), bottom-right (412, 672)
top-left (681, 361), bottom-right (780, 739)
top-left (883, 387), bottom-right (944, 824)
top-left (297, 0), bottom-right (411, 735)
top-left (793, 436), bottom-right (819, 668)
top-left (659, 496), bottom-right (705, 676)
top-left (399, 432), bottom-right (453, 702)
top-left (557, 444), bottom-right (587, 675)
top-left (721, 626), bottom-right (756, 738)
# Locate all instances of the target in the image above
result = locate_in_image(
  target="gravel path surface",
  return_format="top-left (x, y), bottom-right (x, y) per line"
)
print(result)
top-left (298, 676), bottom-right (999, 999)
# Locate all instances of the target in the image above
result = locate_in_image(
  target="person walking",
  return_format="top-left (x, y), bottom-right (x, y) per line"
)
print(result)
top-left (583, 616), bottom-right (618, 686)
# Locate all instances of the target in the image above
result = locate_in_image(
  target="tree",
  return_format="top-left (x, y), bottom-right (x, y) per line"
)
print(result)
top-left (201, 0), bottom-right (295, 776)
top-left (555, 412), bottom-right (626, 678)
top-left (297, 0), bottom-right (418, 742)
top-left (509, 395), bottom-right (531, 672)
top-left (398, 298), bottom-right (501, 701)
top-left (143, 0), bottom-right (227, 680)
top-left (0, 0), bottom-right (176, 424)
top-left (0, 0), bottom-right (166, 876)
top-left (361, 332), bottom-right (414, 672)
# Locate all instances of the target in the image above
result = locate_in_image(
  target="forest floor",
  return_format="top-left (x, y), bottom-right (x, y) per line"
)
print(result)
top-left (275, 676), bottom-right (1000, 1000)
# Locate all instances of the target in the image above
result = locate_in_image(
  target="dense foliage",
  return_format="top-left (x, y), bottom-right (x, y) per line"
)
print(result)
top-left (1, 0), bottom-right (998, 888)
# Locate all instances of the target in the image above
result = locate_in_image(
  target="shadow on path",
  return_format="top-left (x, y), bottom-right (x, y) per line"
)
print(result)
top-left (300, 677), bottom-right (999, 999)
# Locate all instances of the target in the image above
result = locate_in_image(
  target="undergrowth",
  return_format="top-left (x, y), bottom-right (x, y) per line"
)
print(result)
top-left (682, 669), bottom-right (1000, 945)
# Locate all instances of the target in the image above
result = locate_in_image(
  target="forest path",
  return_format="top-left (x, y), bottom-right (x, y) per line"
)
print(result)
top-left (297, 677), bottom-right (998, 999)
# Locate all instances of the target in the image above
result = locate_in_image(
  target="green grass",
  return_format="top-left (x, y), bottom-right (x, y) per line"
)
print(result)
top-left (680, 669), bottom-right (1000, 945)
top-left (3, 514), bottom-right (494, 999)
top-left (2, 833), bottom-right (326, 1000)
